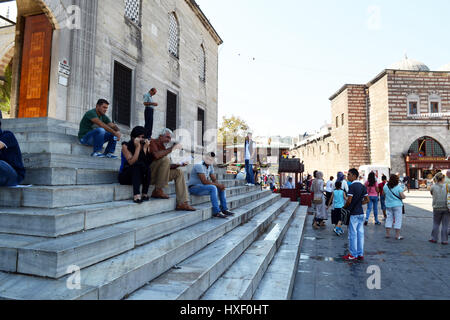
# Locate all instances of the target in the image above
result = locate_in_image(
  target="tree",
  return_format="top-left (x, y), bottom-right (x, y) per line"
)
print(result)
top-left (0, 63), bottom-right (12, 115)
top-left (218, 115), bottom-right (250, 145)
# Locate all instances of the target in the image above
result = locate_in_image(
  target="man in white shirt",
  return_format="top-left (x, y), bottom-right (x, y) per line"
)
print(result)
top-left (283, 177), bottom-right (295, 189)
top-left (326, 176), bottom-right (334, 206)
top-left (244, 132), bottom-right (256, 186)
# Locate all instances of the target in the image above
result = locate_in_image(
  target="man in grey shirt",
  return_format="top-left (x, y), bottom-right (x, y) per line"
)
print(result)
top-left (188, 152), bottom-right (235, 219)
top-left (143, 88), bottom-right (158, 139)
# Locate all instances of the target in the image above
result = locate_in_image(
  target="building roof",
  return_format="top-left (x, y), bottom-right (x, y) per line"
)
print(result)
top-left (389, 56), bottom-right (430, 71)
top-left (329, 84), bottom-right (367, 101)
top-left (186, 0), bottom-right (223, 45)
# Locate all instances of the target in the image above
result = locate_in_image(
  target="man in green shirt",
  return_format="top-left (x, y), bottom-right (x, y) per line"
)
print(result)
top-left (78, 99), bottom-right (121, 158)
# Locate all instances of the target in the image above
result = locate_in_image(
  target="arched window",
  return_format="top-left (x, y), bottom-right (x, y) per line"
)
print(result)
top-left (406, 93), bottom-right (420, 116)
top-left (199, 45), bottom-right (206, 82)
top-left (125, 0), bottom-right (141, 25)
top-left (168, 13), bottom-right (180, 58)
top-left (408, 137), bottom-right (445, 157)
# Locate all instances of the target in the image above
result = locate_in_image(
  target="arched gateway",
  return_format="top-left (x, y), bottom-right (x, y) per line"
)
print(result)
top-left (405, 136), bottom-right (449, 188)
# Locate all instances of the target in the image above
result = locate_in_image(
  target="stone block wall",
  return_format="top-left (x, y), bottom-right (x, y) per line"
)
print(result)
top-left (346, 85), bottom-right (370, 170)
top-left (368, 74), bottom-right (390, 167)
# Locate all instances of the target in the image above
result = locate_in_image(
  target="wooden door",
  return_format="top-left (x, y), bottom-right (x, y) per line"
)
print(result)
top-left (18, 14), bottom-right (53, 118)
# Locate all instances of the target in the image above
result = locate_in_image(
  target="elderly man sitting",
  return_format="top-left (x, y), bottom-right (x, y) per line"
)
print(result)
top-left (149, 128), bottom-right (196, 211)
top-left (188, 152), bottom-right (235, 219)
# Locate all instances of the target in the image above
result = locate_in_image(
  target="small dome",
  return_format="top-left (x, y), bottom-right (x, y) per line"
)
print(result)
top-left (438, 63), bottom-right (450, 71)
top-left (389, 56), bottom-right (430, 71)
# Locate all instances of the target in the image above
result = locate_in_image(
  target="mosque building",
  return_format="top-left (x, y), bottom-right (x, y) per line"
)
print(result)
top-left (292, 56), bottom-right (450, 188)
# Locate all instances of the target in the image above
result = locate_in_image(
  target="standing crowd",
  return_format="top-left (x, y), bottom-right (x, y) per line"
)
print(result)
top-left (307, 168), bottom-right (450, 262)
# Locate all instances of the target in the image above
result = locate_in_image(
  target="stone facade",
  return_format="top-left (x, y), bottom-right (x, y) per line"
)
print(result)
top-left (293, 67), bottom-right (450, 179)
top-left (10, 0), bottom-right (222, 148)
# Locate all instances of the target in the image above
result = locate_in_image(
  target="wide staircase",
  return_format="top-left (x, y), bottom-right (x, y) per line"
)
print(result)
top-left (0, 118), bottom-right (308, 300)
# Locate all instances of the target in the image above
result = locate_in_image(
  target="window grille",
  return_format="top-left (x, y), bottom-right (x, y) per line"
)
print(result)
top-left (113, 62), bottom-right (132, 126)
top-left (125, 0), bottom-right (140, 25)
top-left (166, 91), bottom-right (178, 131)
top-left (168, 13), bottom-right (179, 58)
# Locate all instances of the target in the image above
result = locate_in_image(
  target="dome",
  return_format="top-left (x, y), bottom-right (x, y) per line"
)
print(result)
top-left (389, 56), bottom-right (430, 71)
top-left (438, 63), bottom-right (450, 71)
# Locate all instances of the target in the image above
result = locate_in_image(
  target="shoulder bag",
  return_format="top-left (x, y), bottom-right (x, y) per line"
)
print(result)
top-left (388, 186), bottom-right (405, 215)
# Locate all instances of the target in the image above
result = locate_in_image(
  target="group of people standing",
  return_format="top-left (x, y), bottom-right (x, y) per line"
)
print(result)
top-left (307, 168), bottom-right (450, 262)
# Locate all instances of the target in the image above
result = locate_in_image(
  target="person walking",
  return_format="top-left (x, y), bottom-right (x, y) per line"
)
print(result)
top-left (378, 175), bottom-right (388, 220)
top-left (343, 168), bottom-right (369, 261)
top-left (244, 132), bottom-right (256, 186)
top-left (118, 126), bottom-right (152, 204)
top-left (384, 174), bottom-right (406, 240)
top-left (327, 181), bottom-right (347, 236)
top-left (364, 172), bottom-right (381, 226)
top-left (403, 173), bottom-right (410, 193)
top-left (334, 172), bottom-right (349, 194)
top-left (312, 171), bottom-right (327, 229)
top-left (325, 176), bottom-right (334, 206)
top-left (143, 88), bottom-right (158, 139)
top-left (429, 173), bottom-right (449, 245)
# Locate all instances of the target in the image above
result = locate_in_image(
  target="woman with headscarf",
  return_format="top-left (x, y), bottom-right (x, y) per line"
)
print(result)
top-left (312, 171), bottom-right (328, 229)
top-left (334, 171), bottom-right (349, 194)
top-left (119, 126), bottom-right (153, 203)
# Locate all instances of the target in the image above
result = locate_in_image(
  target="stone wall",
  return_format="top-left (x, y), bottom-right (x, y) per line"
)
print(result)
top-left (347, 85), bottom-right (370, 169)
top-left (368, 74), bottom-right (390, 167)
top-left (11, 0), bottom-right (221, 150)
top-left (330, 88), bottom-right (350, 172)
top-left (93, 0), bottom-right (220, 147)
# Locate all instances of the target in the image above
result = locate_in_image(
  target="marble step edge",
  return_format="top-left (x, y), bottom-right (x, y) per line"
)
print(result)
top-left (0, 193), bottom-right (282, 300)
top-left (125, 198), bottom-right (291, 300)
top-left (201, 202), bottom-right (299, 300)
top-left (252, 206), bottom-right (308, 300)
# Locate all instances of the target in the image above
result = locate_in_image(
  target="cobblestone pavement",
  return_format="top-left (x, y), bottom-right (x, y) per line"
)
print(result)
top-left (292, 191), bottom-right (450, 300)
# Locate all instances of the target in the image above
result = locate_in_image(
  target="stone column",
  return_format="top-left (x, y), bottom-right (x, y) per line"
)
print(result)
top-left (66, 0), bottom-right (98, 124)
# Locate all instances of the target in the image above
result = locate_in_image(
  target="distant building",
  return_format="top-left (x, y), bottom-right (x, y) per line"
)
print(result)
top-left (292, 56), bottom-right (450, 187)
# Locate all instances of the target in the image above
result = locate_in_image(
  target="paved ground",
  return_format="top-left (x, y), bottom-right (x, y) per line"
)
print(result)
top-left (292, 191), bottom-right (450, 300)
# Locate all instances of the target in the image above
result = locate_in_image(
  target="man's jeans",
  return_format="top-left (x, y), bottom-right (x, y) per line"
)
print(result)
top-left (189, 184), bottom-right (228, 214)
top-left (0, 160), bottom-right (20, 187)
top-left (366, 196), bottom-right (380, 223)
top-left (144, 107), bottom-right (154, 139)
top-left (245, 160), bottom-right (255, 185)
top-left (80, 128), bottom-right (116, 154)
top-left (348, 214), bottom-right (365, 258)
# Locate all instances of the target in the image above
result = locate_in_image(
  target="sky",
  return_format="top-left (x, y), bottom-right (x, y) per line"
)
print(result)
top-left (196, 0), bottom-right (450, 137)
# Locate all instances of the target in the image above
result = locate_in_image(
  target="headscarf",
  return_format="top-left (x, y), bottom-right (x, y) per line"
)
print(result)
top-left (336, 172), bottom-right (345, 183)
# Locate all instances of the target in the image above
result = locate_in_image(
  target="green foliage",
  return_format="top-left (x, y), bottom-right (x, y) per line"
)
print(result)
top-left (218, 115), bottom-right (250, 145)
top-left (0, 63), bottom-right (12, 114)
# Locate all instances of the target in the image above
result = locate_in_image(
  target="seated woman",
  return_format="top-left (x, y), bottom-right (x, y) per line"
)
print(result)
top-left (119, 126), bottom-right (152, 203)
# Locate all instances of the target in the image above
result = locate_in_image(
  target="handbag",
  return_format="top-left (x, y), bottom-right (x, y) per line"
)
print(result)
top-left (388, 186), bottom-right (405, 215)
top-left (313, 193), bottom-right (323, 205)
top-left (341, 208), bottom-right (351, 226)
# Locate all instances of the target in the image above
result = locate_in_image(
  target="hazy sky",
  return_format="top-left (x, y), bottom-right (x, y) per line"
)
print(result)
top-left (196, 0), bottom-right (450, 137)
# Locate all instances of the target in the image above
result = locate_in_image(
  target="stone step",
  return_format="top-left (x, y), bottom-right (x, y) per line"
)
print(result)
top-left (0, 179), bottom-right (254, 209)
top-left (19, 141), bottom-right (121, 158)
top-left (3, 190), bottom-right (273, 278)
top-left (201, 202), bottom-right (299, 300)
top-left (1, 117), bottom-right (67, 133)
top-left (253, 206), bottom-right (308, 300)
top-left (0, 193), bottom-right (281, 300)
top-left (0, 271), bottom-right (99, 300)
top-left (126, 198), bottom-right (290, 300)
top-left (22, 166), bottom-right (233, 186)
top-left (0, 180), bottom-right (251, 238)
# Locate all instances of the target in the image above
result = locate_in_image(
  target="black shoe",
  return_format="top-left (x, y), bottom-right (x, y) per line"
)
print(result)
top-left (222, 210), bottom-right (235, 216)
top-left (213, 212), bottom-right (228, 219)
top-left (142, 196), bottom-right (150, 202)
top-left (133, 198), bottom-right (143, 204)
top-left (364, 221), bottom-right (368, 226)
